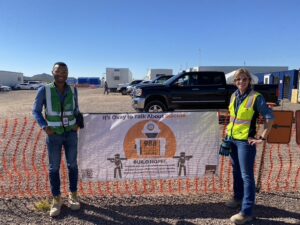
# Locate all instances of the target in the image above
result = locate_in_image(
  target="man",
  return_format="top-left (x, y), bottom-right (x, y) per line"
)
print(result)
top-left (104, 80), bottom-right (109, 95)
top-left (32, 62), bottom-right (80, 217)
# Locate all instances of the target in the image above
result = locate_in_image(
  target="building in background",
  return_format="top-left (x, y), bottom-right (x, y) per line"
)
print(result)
top-left (146, 69), bottom-right (173, 80)
top-left (0, 70), bottom-right (23, 87)
top-left (256, 69), bottom-right (299, 101)
top-left (190, 66), bottom-right (288, 74)
top-left (106, 68), bottom-right (132, 92)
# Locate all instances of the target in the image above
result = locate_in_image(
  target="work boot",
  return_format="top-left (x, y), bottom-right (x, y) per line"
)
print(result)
top-left (68, 192), bottom-right (80, 210)
top-left (230, 213), bottom-right (253, 224)
top-left (225, 198), bottom-right (242, 208)
top-left (49, 196), bottom-right (62, 217)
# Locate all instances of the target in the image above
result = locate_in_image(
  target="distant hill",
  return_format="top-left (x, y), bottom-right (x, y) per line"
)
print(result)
top-left (24, 73), bottom-right (53, 82)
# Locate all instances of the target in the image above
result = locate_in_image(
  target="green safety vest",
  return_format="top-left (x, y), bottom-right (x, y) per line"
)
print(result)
top-left (45, 83), bottom-right (76, 134)
top-left (227, 90), bottom-right (260, 140)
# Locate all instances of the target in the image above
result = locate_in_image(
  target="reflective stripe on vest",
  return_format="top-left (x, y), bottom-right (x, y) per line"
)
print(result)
top-left (47, 118), bottom-right (76, 127)
top-left (227, 90), bottom-right (260, 140)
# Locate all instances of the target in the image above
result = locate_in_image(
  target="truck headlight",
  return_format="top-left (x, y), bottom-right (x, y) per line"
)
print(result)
top-left (135, 88), bottom-right (142, 96)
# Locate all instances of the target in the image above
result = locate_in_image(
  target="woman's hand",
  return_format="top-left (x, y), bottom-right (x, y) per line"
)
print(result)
top-left (248, 137), bottom-right (265, 146)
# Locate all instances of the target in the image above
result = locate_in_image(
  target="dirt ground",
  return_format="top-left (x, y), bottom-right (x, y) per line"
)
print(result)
top-left (0, 88), bottom-right (299, 117)
top-left (0, 88), bottom-right (135, 118)
top-left (0, 88), bottom-right (300, 225)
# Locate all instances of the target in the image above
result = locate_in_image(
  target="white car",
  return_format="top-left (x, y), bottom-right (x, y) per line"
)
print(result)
top-left (0, 85), bottom-right (11, 92)
top-left (117, 82), bottom-right (130, 95)
top-left (126, 80), bottom-right (144, 95)
top-left (15, 81), bottom-right (44, 90)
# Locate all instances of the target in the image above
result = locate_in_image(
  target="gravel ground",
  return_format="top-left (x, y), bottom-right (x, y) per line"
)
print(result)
top-left (0, 193), bottom-right (299, 225)
top-left (0, 89), bottom-right (300, 225)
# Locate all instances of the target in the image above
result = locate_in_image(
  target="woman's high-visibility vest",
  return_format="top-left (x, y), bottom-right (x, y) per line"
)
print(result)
top-left (227, 90), bottom-right (260, 140)
top-left (45, 83), bottom-right (76, 134)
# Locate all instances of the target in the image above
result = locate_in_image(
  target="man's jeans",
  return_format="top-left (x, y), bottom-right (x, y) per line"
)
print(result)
top-left (46, 131), bottom-right (78, 197)
top-left (229, 139), bottom-right (256, 216)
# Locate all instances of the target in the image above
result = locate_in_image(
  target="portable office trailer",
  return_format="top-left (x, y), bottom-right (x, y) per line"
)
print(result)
top-left (256, 70), bottom-right (299, 100)
top-left (0, 70), bottom-right (23, 87)
top-left (146, 69), bottom-right (173, 80)
top-left (106, 68), bottom-right (133, 91)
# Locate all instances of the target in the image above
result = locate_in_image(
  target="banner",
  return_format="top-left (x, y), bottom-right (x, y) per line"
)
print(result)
top-left (78, 112), bottom-right (220, 181)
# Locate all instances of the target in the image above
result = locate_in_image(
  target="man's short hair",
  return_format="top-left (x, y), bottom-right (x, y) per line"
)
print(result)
top-left (53, 62), bottom-right (67, 69)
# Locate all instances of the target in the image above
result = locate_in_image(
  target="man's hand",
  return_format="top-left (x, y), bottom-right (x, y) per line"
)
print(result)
top-left (44, 127), bottom-right (55, 136)
top-left (72, 125), bottom-right (79, 131)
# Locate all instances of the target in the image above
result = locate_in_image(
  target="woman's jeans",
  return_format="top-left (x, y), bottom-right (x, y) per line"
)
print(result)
top-left (46, 131), bottom-right (78, 197)
top-left (229, 139), bottom-right (256, 216)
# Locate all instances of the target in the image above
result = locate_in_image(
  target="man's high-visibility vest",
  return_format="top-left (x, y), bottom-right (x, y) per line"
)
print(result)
top-left (45, 83), bottom-right (76, 134)
top-left (227, 90), bottom-right (260, 140)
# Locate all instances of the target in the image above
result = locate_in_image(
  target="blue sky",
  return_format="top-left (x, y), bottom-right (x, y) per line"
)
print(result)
top-left (0, 0), bottom-right (299, 79)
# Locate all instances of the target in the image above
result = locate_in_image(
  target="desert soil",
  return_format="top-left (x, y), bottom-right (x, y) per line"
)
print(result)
top-left (0, 88), bottom-right (299, 225)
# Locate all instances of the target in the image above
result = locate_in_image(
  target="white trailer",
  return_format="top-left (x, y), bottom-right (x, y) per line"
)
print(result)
top-left (106, 68), bottom-right (133, 91)
top-left (0, 70), bottom-right (23, 87)
top-left (147, 69), bottom-right (173, 80)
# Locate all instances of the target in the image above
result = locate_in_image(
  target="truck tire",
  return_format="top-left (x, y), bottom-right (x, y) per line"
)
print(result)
top-left (144, 100), bottom-right (167, 113)
top-left (121, 89), bottom-right (127, 95)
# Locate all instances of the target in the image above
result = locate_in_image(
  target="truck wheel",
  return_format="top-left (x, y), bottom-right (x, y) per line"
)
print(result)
top-left (121, 89), bottom-right (127, 95)
top-left (144, 101), bottom-right (167, 113)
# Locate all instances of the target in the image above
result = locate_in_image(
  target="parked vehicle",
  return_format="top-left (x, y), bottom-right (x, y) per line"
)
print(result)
top-left (152, 75), bottom-right (173, 84)
top-left (14, 81), bottom-right (44, 90)
top-left (117, 80), bottom-right (144, 95)
top-left (131, 75), bottom-right (174, 97)
top-left (132, 71), bottom-right (279, 112)
top-left (0, 84), bottom-right (11, 92)
top-left (140, 75), bottom-right (174, 86)
top-left (126, 80), bottom-right (144, 95)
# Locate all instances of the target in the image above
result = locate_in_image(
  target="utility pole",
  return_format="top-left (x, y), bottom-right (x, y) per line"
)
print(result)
top-left (198, 48), bottom-right (201, 71)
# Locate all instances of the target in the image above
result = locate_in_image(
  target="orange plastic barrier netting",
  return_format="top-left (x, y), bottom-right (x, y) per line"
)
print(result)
top-left (0, 115), bottom-right (299, 198)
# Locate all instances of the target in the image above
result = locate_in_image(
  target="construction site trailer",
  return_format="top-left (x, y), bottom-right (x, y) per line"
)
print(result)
top-left (0, 70), bottom-right (23, 87)
top-left (106, 68), bottom-right (132, 92)
top-left (147, 69), bottom-right (173, 80)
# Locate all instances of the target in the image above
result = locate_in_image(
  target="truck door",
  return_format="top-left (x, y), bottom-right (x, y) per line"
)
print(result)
top-left (197, 72), bottom-right (227, 108)
top-left (169, 73), bottom-right (206, 108)
top-left (169, 72), bottom-right (227, 109)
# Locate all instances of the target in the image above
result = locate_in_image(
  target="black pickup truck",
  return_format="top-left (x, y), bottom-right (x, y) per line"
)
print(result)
top-left (132, 71), bottom-right (279, 112)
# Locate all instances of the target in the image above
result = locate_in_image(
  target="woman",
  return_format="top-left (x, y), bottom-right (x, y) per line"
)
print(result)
top-left (225, 68), bottom-right (274, 224)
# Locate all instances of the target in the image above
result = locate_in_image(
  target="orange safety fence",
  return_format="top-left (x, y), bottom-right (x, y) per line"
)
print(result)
top-left (0, 113), bottom-right (299, 199)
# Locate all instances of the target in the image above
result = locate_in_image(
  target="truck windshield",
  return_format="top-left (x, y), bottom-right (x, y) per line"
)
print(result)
top-left (164, 73), bottom-right (184, 85)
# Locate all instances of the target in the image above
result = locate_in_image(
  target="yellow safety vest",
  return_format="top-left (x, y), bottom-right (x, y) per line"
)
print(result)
top-left (227, 90), bottom-right (260, 140)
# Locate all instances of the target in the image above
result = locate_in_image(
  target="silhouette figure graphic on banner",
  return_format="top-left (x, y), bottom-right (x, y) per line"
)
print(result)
top-left (107, 154), bottom-right (127, 178)
top-left (173, 152), bottom-right (193, 176)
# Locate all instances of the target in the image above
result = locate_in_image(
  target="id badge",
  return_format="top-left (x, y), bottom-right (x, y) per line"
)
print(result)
top-left (63, 117), bottom-right (69, 126)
